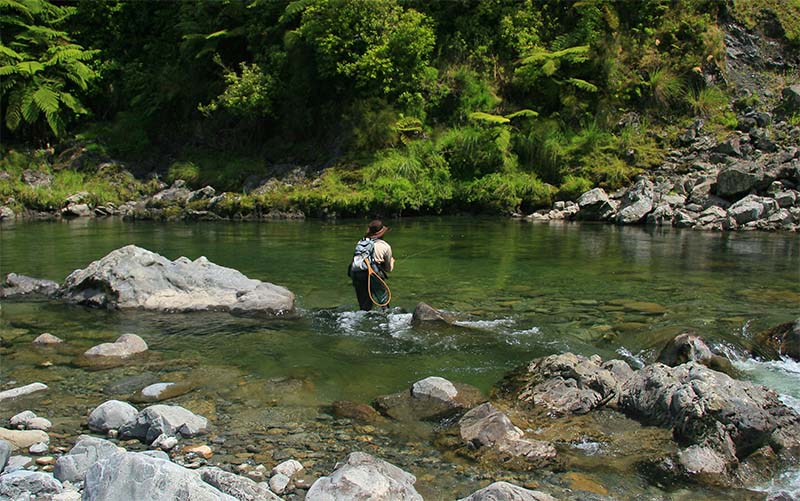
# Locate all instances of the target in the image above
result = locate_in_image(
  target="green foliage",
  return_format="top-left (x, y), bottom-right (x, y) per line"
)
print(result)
top-left (167, 161), bottom-right (200, 185)
top-left (0, 0), bottom-right (97, 139)
top-left (439, 126), bottom-right (516, 180)
top-left (459, 172), bottom-right (554, 214)
top-left (557, 175), bottom-right (593, 201)
top-left (687, 86), bottom-right (729, 117)
top-left (647, 67), bottom-right (686, 107)
top-left (731, 0), bottom-right (800, 44)
top-left (199, 62), bottom-right (274, 118)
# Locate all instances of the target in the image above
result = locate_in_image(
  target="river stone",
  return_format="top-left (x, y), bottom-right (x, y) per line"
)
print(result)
top-left (305, 451), bottom-right (422, 501)
top-left (4, 455), bottom-right (32, 472)
top-left (29, 441), bottom-right (49, 454)
top-left (103, 373), bottom-right (160, 395)
top-left (616, 177), bottom-right (654, 224)
top-left (151, 434), bottom-right (178, 450)
top-left (59, 245), bottom-right (295, 316)
top-left (62, 203), bottom-right (93, 218)
top-left (199, 467), bottom-right (280, 501)
top-left (0, 440), bottom-right (11, 471)
top-left (0, 383), bottom-right (48, 403)
top-left (269, 473), bottom-right (291, 495)
top-left (54, 435), bottom-right (122, 483)
top-left (0, 470), bottom-right (63, 499)
top-left (119, 404), bottom-right (208, 444)
top-left (84, 333), bottom-right (148, 359)
top-left (0, 273), bottom-right (59, 298)
top-left (411, 376), bottom-right (458, 401)
top-left (88, 400), bottom-right (139, 432)
top-left (576, 188), bottom-right (617, 221)
top-left (374, 379), bottom-right (485, 421)
top-left (410, 302), bottom-right (456, 326)
top-left (716, 161), bottom-right (764, 199)
top-left (149, 181), bottom-right (192, 206)
top-left (132, 381), bottom-right (195, 403)
top-left (458, 481), bottom-right (556, 501)
top-left (619, 362), bottom-right (800, 483)
top-left (331, 400), bottom-right (384, 423)
top-left (0, 206), bottom-right (14, 220)
top-left (33, 333), bottom-right (64, 345)
top-left (657, 332), bottom-right (714, 366)
top-left (83, 451), bottom-right (236, 501)
top-left (727, 195), bottom-right (779, 225)
top-left (752, 318), bottom-right (800, 362)
top-left (272, 459), bottom-right (304, 478)
top-left (0, 428), bottom-right (49, 450)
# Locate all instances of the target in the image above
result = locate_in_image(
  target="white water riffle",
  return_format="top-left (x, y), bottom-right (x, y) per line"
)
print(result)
top-left (736, 356), bottom-right (800, 498)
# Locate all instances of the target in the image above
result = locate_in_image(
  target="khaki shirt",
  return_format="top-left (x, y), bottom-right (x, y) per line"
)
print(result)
top-left (372, 239), bottom-right (394, 272)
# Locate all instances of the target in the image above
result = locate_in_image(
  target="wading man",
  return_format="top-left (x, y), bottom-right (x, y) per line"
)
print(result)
top-left (348, 219), bottom-right (394, 311)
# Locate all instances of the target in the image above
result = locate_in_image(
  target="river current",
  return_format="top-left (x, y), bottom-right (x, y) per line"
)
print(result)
top-left (1, 217), bottom-right (798, 499)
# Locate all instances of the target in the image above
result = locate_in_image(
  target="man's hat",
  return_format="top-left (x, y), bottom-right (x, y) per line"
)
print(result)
top-left (365, 219), bottom-right (388, 239)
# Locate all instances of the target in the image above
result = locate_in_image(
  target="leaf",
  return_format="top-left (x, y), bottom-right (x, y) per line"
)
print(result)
top-left (0, 44), bottom-right (23, 60)
top-left (45, 110), bottom-right (64, 136)
top-left (59, 91), bottom-right (86, 114)
top-left (506, 109), bottom-right (539, 119)
top-left (21, 86), bottom-right (39, 123)
top-left (468, 112), bottom-right (510, 124)
top-left (0, 0), bottom-right (33, 21)
top-left (33, 85), bottom-right (59, 114)
top-left (0, 64), bottom-right (18, 75)
top-left (279, 0), bottom-right (314, 24)
top-left (566, 78), bottom-right (598, 92)
top-left (5, 89), bottom-right (23, 130)
top-left (205, 29), bottom-right (229, 40)
top-left (15, 60), bottom-right (43, 74)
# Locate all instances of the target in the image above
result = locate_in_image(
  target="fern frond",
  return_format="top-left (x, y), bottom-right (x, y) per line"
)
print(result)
top-left (16, 60), bottom-right (43, 74)
top-left (19, 24), bottom-right (65, 41)
top-left (58, 91), bottom-right (85, 114)
top-left (279, 0), bottom-right (314, 24)
top-left (5, 89), bottom-right (23, 130)
top-left (468, 112), bottom-right (510, 124)
top-left (33, 85), bottom-right (59, 114)
top-left (506, 109), bottom-right (538, 119)
top-left (0, 0), bottom-right (33, 21)
top-left (0, 44), bottom-right (23, 61)
top-left (566, 78), bottom-right (598, 92)
top-left (0, 64), bottom-right (18, 75)
top-left (21, 86), bottom-right (40, 123)
top-left (45, 109), bottom-right (64, 136)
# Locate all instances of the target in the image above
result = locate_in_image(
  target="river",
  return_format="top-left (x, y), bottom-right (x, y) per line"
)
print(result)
top-left (1, 217), bottom-right (799, 499)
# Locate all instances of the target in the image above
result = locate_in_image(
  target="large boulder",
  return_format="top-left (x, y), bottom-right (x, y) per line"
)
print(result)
top-left (510, 353), bottom-right (633, 415)
top-left (54, 435), bottom-right (122, 483)
top-left (83, 452), bottom-right (236, 501)
top-left (305, 452), bottom-right (422, 501)
top-left (0, 428), bottom-right (49, 450)
top-left (727, 194), bottom-right (779, 225)
top-left (458, 481), bottom-right (555, 501)
top-left (657, 332), bottom-right (713, 366)
top-left (781, 84), bottom-right (800, 111)
top-left (0, 440), bottom-right (11, 471)
top-left (59, 245), bottom-right (295, 316)
top-left (619, 362), bottom-right (800, 484)
top-left (410, 302), bottom-right (456, 327)
top-left (752, 318), bottom-right (800, 362)
top-left (84, 334), bottom-right (148, 358)
top-left (0, 273), bottom-right (59, 298)
top-left (88, 400), bottom-right (139, 432)
top-left (716, 161), bottom-right (764, 199)
top-left (616, 177), bottom-right (655, 224)
top-left (0, 470), bottom-right (63, 499)
top-left (119, 404), bottom-right (208, 444)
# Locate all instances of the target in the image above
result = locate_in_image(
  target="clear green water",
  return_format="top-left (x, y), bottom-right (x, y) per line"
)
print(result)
top-left (1, 217), bottom-right (799, 499)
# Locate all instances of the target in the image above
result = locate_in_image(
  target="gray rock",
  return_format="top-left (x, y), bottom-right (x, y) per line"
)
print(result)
top-left (132, 381), bottom-right (195, 403)
top-left (673, 209), bottom-right (696, 228)
top-left (149, 181), bottom-right (192, 207)
top-left (727, 195), bottom-right (779, 225)
top-left (657, 332), bottom-right (713, 366)
top-left (716, 161), bottom-right (764, 199)
top-left (374, 377), bottom-right (485, 422)
top-left (751, 129), bottom-right (777, 152)
top-left (514, 353), bottom-right (631, 414)
top-left (151, 434), bottom-right (178, 450)
top-left (0, 273), bottom-right (59, 298)
top-left (306, 452), bottom-right (422, 501)
top-left (458, 481), bottom-right (556, 501)
top-left (3, 455), bottom-right (32, 472)
top-left (84, 333), bottom-right (148, 358)
top-left (271, 459), bottom-right (303, 478)
top-left (0, 470), bottom-right (63, 499)
top-left (60, 245), bottom-right (295, 316)
top-left (21, 170), bottom-right (52, 188)
top-left (459, 403), bottom-right (557, 465)
top-left (269, 473), bottom-right (291, 495)
top-left (188, 186), bottom-right (216, 203)
top-left (200, 467), bottom-right (281, 501)
top-left (88, 400), bottom-right (139, 433)
top-left (33, 333), bottom-right (64, 345)
top-left (54, 435), bottom-right (122, 483)
top-left (10, 411), bottom-right (51, 431)
top-left (576, 188), bottom-right (617, 221)
top-left (616, 177), bottom-right (655, 224)
top-left (29, 441), bottom-right (49, 454)
top-left (645, 204), bottom-right (674, 226)
top-left (411, 376), bottom-right (458, 402)
top-left (774, 190), bottom-right (797, 208)
top-left (0, 428), bottom-right (49, 450)
top-left (83, 452), bottom-right (236, 501)
top-left (752, 319), bottom-right (800, 362)
top-left (119, 404), bottom-right (208, 444)
top-left (0, 206), bottom-right (15, 220)
top-left (0, 440), bottom-right (11, 472)
top-left (716, 137), bottom-right (742, 157)
top-left (62, 203), bottom-right (93, 218)
top-left (410, 302), bottom-right (456, 326)
top-left (783, 84), bottom-right (800, 111)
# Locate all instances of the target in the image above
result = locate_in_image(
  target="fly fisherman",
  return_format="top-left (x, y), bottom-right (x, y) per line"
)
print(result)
top-left (348, 219), bottom-right (394, 311)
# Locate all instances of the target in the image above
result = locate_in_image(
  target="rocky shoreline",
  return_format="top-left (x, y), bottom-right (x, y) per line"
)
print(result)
top-left (2, 248), bottom-right (799, 499)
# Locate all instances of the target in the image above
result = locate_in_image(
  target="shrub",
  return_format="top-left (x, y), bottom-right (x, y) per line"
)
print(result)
top-left (167, 162), bottom-right (200, 185)
top-left (558, 175), bottom-right (593, 200)
top-left (459, 172), bottom-right (554, 214)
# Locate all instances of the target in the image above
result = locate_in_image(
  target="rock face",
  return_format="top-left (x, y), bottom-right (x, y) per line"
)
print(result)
top-left (305, 452), bottom-right (422, 501)
top-left (619, 362), bottom-right (800, 484)
top-left (84, 334), bottom-right (148, 358)
top-left (83, 451), bottom-right (236, 501)
top-left (88, 400), bottom-right (139, 433)
top-left (752, 318), bottom-right (800, 361)
top-left (54, 436), bottom-right (122, 483)
top-left (119, 404), bottom-right (208, 444)
top-left (0, 273), bottom-right (59, 298)
top-left (59, 245), bottom-right (295, 316)
top-left (458, 481), bottom-right (556, 501)
top-left (514, 353), bottom-right (632, 415)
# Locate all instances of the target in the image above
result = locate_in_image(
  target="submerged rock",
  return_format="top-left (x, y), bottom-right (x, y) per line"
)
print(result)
top-left (305, 452), bottom-right (422, 501)
top-left (0, 273), bottom-right (59, 298)
top-left (457, 481), bottom-right (555, 501)
top-left (410, 302), bottom-right (456, 326)
top-left (32, 333), bottom-right (64, 345)
top-left (374, 376), bottom-right (485, 421)
top-left (84, 333), bottom-right (148, 358)
top-left (752, 318), bottom-right (800, 361)
top-left (131, 381), bottom-right (196, 403)
top-left (0, 382), bottom-right (48, 402)
top-left (59, 245), bottom-right (295, 316)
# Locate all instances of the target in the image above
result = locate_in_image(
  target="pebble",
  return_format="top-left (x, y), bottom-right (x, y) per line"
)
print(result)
top-left (182, 444), bottom-right (213, 459)
top-left (29, 442), bottom-right (49, 454)
top-left (36, 456), bottom-right (56, 465)
top-left (269, 473), bottom-right (291, 494)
